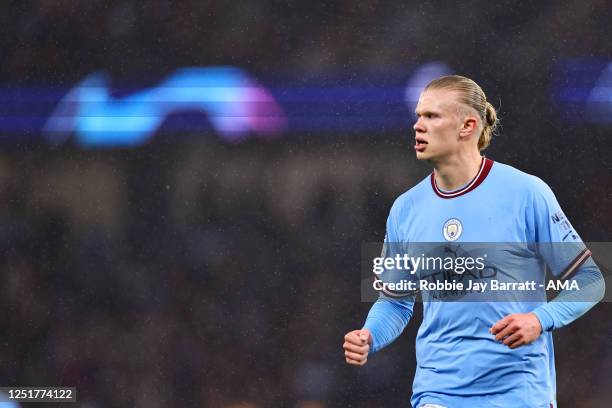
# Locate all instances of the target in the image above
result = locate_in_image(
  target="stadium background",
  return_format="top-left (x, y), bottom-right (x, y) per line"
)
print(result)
top-left (1, 1), bottom-right (611, 407)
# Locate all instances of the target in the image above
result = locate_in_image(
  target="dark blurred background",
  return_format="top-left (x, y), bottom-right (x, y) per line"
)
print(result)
top-left (0, 1), bottom-right (611, 407)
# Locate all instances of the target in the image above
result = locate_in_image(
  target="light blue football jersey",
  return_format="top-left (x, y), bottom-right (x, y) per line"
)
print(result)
top-left (364, 158), bottom-right (600, 408)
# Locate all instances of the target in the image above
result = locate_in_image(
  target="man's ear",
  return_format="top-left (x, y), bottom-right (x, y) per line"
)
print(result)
top-left (459, 116), bottom-right (478, 138)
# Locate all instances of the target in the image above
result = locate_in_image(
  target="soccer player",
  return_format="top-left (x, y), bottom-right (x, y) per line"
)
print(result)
top-left (343, 75), bottom-right (605, 408)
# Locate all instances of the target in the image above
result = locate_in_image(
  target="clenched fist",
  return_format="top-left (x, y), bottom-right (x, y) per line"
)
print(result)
top-left (343, 329), bottom-right (372, 366)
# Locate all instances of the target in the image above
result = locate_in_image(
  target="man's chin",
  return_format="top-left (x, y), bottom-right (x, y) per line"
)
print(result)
top-left (415, 151), bottom-right (431, 161)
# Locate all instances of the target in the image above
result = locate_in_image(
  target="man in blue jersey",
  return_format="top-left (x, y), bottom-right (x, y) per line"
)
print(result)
top-left (343, 75), bottom-right (605, 408)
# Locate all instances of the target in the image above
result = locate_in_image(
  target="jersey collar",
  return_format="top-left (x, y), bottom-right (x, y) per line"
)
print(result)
top-left (431, 157), bottom-right (494, 199)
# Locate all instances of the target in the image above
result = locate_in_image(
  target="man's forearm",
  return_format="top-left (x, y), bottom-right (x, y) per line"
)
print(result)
top-left (533, 260), bottom-right (605, 331)
top-left (363, 296), bottom-right (415, 353)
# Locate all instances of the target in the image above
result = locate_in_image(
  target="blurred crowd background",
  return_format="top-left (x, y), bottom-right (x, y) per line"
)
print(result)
top-left (1, 1), bottom-right (611, 407)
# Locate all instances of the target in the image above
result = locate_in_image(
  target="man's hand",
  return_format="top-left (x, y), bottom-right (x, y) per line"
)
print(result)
top-left (490, 313), bottom-right (543, 349)
top-left (343, 329), bottom-right (372, 366)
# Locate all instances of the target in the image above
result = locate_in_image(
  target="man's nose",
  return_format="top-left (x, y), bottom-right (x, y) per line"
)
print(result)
top-left (413, 118), bottom-right (425, 132)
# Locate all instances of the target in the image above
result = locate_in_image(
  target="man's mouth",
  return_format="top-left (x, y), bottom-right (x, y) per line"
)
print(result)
top-left (414, 136), bottom-right (428, 152)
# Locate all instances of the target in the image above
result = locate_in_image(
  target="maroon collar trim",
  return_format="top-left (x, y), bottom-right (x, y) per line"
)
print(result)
top-left (431, 157), bottom-right (494, 199)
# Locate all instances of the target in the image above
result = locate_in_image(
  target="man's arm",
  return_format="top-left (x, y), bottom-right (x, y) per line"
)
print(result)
top-left (343, 295), bottom-right (414, 366)
top-left (344, 199), bottom-right (415, 365)
top-left (490, 260), bottom-right (605, 349)
top-left (491, 177), bottom-right (606, 348)
top-left (528, 178), bottom-right (606, 332)
top-left (533, 258), bottom-right (605, 331)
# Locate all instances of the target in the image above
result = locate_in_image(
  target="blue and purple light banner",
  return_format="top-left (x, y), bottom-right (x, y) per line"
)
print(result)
top-left (0, 60), bottom-right (610, 148)
top-left (0, 63), bottom-right (451, 148)
top-left (552, 59), bottom-right (612, 124)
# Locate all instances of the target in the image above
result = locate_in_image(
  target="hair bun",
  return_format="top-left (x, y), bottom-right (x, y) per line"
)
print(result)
top-left (485, 102), bottom-right (498, 127)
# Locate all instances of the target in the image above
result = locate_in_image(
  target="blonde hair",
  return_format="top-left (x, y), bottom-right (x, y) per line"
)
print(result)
top-left (425, 75), bottom-right (498, 150)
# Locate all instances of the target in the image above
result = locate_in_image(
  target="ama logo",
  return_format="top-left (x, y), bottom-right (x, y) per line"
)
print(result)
top-left (44, 67), bottom-right (286, 148)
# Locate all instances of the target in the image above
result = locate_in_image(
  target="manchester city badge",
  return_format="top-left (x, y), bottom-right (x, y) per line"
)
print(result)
top-left (443, 218), bottom-right (463, 241)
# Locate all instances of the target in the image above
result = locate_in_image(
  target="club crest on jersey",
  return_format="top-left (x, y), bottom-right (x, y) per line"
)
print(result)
top-left (443, 218), bottom-right (463, 241)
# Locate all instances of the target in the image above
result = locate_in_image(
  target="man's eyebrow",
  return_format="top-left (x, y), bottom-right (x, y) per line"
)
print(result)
top-left (415, 109), bottom-right (437, 116)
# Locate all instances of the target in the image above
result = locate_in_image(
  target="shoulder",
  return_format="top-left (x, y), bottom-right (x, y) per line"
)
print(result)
top-left (490, 161), bottom-right (555, 198)
top-left (388, 174), bottom-right (431, 219)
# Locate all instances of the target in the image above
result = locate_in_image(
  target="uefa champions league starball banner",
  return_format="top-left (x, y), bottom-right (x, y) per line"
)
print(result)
top-left (552, 59), bottom-right (612, 124)
top-left (0, 59), bottom-right (610, 148)
top-left (0, 63), bottom-right (451, 147)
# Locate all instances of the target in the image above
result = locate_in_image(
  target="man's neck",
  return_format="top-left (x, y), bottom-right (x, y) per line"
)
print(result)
top-left (432, 152), bottom-right (483, 191)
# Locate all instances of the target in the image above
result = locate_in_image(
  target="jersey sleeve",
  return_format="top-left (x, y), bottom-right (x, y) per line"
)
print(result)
top-left (527, 177), bottom-right (605, 330)
top-left (527, 176), bottom-right (590, 278)
top-left (363, 201), bottom-right (416, 353)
